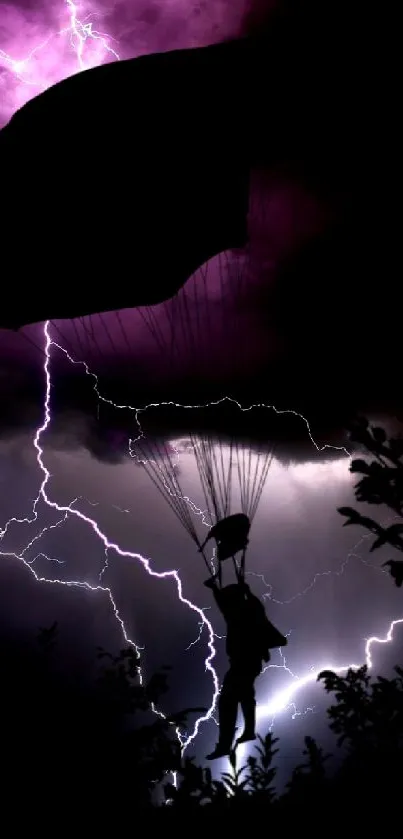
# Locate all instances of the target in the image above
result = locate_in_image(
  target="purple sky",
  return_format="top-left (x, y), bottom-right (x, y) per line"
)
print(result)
top-left (0, 0), bottom-right (254, 127)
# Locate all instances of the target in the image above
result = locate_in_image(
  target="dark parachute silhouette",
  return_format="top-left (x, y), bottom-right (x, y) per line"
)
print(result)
top-left (0, 0), bottom-right (395, 331)
top-left (0, 39), bottom-right (251, 330)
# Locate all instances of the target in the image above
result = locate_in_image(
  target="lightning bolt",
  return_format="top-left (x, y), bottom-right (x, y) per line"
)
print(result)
top-left (256, 615), bottom-right (403, 723)
top-left (249, 530), bottom-right (390, 607)
top-left (0, 320), bottom-right (219, 753)
top-left (0, 0), bottom-right (120, 125)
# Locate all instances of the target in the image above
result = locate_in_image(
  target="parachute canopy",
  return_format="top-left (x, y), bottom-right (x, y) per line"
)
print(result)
top-left (1, 2), bottom-right (392, 334)
top-left (0, 39), bottom-right (251, 331)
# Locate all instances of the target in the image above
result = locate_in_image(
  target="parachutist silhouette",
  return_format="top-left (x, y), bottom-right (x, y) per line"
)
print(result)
top-left (204, 576), bottom-right (287, 760)
top-left (383, 560), bottom-right (403, 587)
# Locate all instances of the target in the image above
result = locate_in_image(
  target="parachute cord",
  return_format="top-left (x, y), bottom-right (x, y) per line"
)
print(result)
top-left (115, 310), bottom-right (133, 356)
top-left (249, 445), bottom-right (276, 523)
top-left (134, 451), bottom-right (199, 543)
top-left (133, 436), bottom-right (200, 541)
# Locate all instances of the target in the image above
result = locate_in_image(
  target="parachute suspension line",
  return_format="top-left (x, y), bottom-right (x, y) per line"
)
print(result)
top-left (20, 329), bottom-right (48, 361)
top-left (49, 320), bottom-right (86, 362)
top-left (199, 437), bottom-right (221, 516)
top-left (135, 449), bottom-right (191, 533)
top-left (115, 311), bottom-right (133, 357)
top-left (146, 444), bottom-right (197, 535)
top-left (192, 432), bottom-right (231, 523)
top-left (223, 441), bottom-right (234, 517)
top-left (240, 546), bottom-right (247, 579)
top-left (70, 317), bottom-right (87, 359)
top-left (49, 316), bottom-right (109, 376)
top-left (245, 443), bottom-right (256, 515)
top-left (78, 316), bottom-right (107, 367)
top-left (192, 262), bottom-right (207, 377)
top-left (198, 260), bottom-right (217, 379)
top-left (132, 436), bottom-right (217, 577)
top-left (138, 305), bottom-right (167, 361)
top-left (133, 437), bottom-right (200, 543)
top-left (249, 445), bottom-right (276, 523)
top-left (212, 431), bottom-right (233, 516)
top-left (97, 312), bottom-right (119, 357)
top-left (238, 441), bottom-right (248, 513)
top-left (177, 283), bottom-right (199, 369)
top-left (192, 436), bottom-right (220, 523)
top-left (234, 438), bottom-right (276, 523)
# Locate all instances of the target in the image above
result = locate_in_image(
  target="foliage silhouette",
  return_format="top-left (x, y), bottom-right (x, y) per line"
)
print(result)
top-left (0, 622), bottom-right (204, 811)
top-left (286, 735), bottom-right (330, 799)
top-left (337, 417), bottom-right (403, 586)
top-left (165, 733), bottom-right (279, 813)
top-left (2, 615), bottom-right (403, 820)
top-left (316, 664), bottom-right (403, 801)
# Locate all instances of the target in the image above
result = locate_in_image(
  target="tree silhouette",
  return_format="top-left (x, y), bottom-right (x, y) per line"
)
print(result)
top-left (317, 664), bottom-right (403, 801)
top-left (337, 417), bottom-right (403, 586)
top-left (0, 622), bottom-right (204, 812)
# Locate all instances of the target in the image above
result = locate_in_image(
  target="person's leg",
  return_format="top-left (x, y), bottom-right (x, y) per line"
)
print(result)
top-left (237, 662), bottom-right (261, 744)
top-left (207, 668), bottom-right (239, 759)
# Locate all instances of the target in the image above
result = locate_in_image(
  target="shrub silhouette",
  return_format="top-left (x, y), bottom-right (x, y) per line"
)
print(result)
top-left (338, 417), bottom-right (403, 586)
top-left (0, 622), bottom-right (203, 811)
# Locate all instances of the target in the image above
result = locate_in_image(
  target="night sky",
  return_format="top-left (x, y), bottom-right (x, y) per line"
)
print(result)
top-left (0, 0), bottom-right (401, 784)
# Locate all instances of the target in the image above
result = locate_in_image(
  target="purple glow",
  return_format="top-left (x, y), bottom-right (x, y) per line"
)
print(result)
top-left (0, 0), bottom-right (248, 127)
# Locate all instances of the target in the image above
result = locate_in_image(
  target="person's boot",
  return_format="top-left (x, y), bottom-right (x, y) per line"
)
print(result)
top-left (206, 704), bottom-right (237, 759)
top-left (206, 741), bottom-right (233, 760)
top-left (235, 729), bottom-right (256, 745)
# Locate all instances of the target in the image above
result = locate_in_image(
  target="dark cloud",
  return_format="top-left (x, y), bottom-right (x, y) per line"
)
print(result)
top-left (1, 0), bottom-right (398, 410)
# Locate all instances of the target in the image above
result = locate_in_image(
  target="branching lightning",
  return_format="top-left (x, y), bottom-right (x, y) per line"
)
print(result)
top-left (0, 0), bottom-right (120, 119)
top-left (1, 1), bottom-right (403, 763)
top-left (0, 319), bottom-right (221, 751)
top-left (249, 530), bottom-right (389, 607)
